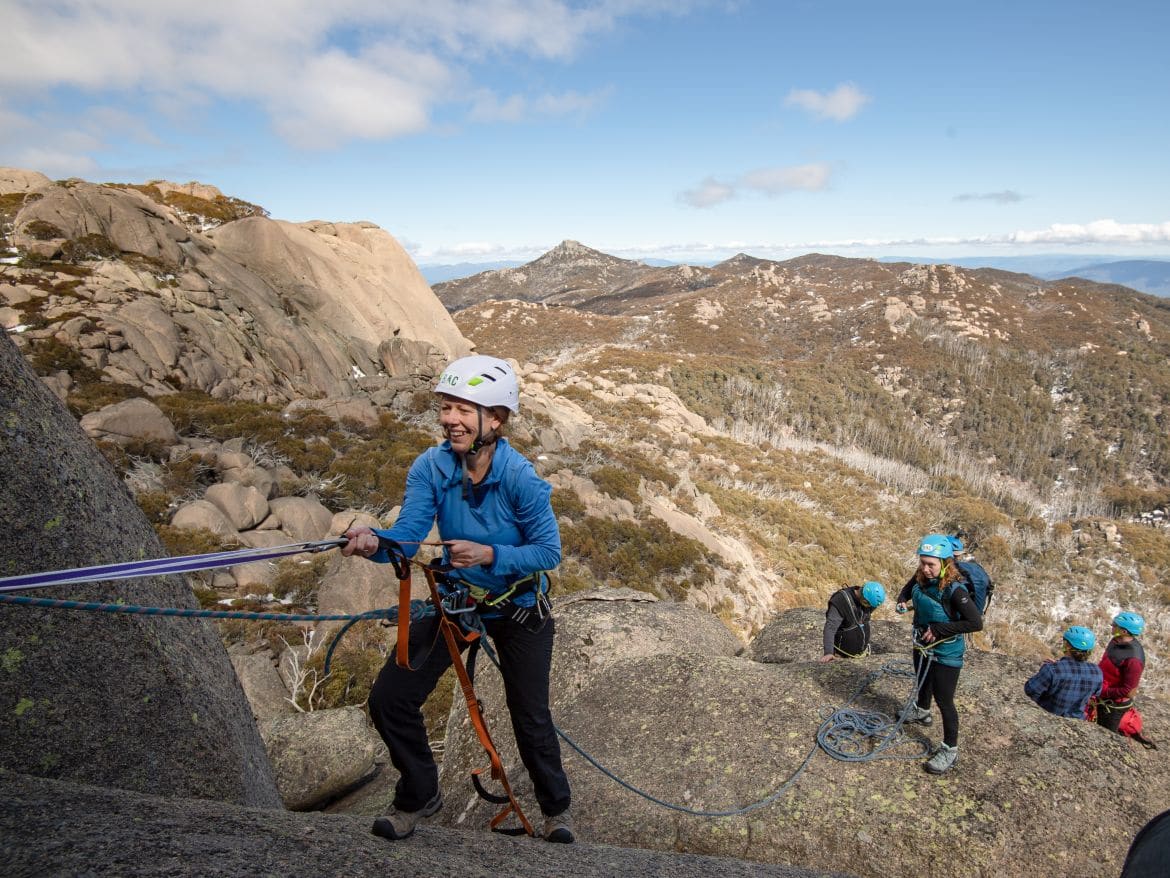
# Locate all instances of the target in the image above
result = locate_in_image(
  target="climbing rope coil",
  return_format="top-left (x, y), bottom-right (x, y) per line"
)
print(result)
top-left (0, 540), bottom-right (938, 825)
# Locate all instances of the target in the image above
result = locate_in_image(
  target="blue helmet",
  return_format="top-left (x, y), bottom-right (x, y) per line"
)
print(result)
top-left (1113, 612), bottom-right (1145, 636)
top-left (948, 535), bottom-right (965, 554)
top-left (917, 534), bottom-right (954, 560)
top-left (1063, 626), bottom-right (1096, 652)
top-left (860, 581), bottom-right (886, 608)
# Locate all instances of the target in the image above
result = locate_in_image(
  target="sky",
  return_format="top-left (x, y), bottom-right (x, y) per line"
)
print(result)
top-left (2, 0), bottom-right (1169, 266)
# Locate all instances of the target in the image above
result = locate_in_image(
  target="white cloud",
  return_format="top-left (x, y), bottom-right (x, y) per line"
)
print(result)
top-left (0, 102), bottom-right (110, 178)
top-left (5, 147), bottom-right (100, 180)
top-left (680, 162), bottom-right (834, 207)
top-left (0, 1), bottom-right (684, 151)
top-left (468, 87), bottom-right (611, 123)
top-left (273, 48), bottom-right (446, 147)
top-left (470, 92), bottom-right (529, 123)
top-left (740, 162), bottom-right (833, 195)
top-left (784, 82), bottom-right (870, 121)
top-left (955, 190), bottom-right (1025, 204)
top-left (1005, 220), bottom-right (1170, 245)
top-left (680, 177), bottom-right (736, 208)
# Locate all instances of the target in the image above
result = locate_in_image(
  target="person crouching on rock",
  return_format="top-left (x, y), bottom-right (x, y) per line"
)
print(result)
top-left (819, 581), bottom-right (886, 662)
top-left (341, 355), bottom-right (573, 844)
top-left (1024, 626), bottom-right (1103, 719)
top-left (895, 534), bottom-right (983, 775)
top-left (1093, 612), bottom-right (1147, 735)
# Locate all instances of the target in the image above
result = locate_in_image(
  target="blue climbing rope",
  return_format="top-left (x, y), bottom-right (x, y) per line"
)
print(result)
top-left (0, 591), bottom-right (435, 675)
top-left (469, 622), bottom-right (935, 818)
top-left (814, 655), bottom-right (934, 762)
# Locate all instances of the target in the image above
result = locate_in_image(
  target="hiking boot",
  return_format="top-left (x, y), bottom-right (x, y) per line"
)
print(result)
top-left (371, 790), bottom-right (442, 840)
top-left (543, 808), bottom-right (574, 844)
top-left (900, 705), bottom-right (933, 726)
top-left (924, 743), bottom-right (959, 775)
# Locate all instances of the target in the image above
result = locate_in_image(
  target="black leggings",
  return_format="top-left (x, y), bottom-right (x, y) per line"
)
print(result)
top-left (914, 651), bottom-right (962, 747)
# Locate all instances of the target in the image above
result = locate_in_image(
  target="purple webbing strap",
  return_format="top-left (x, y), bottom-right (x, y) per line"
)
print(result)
top-left (0, 538), bottom-right (346, 593)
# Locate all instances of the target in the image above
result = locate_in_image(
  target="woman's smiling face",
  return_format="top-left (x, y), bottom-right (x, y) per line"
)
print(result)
top-left (439, 394), bottom-right (500, 453)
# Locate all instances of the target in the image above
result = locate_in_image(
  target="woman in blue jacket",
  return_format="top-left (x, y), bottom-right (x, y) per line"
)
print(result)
top-left (895, 534), bottom-right (983, 775)
top-left (342, 355), bottom-right (572, 843)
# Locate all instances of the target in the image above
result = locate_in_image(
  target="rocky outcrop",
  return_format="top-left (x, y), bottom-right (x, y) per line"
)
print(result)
top-left (79, 396), bottom-right (179, 445)
top-left (3, 168), bottom-right (471, 402)
top-left (13, 181), bottom-right (189, 265)
top-left (209, 217), bottom-right (469, 384)
top-left (1, 771), bottom-right (846, 878)
top-left (0, 168), bottom-right (52, 193)
top-left (439, 597), bottom-right (1169, 878)
top-left (0, 331), bottom-right (281, 807)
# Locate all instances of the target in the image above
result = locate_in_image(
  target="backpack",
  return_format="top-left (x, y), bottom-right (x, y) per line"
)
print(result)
top-left (955, 559), bottom-right (993, 613)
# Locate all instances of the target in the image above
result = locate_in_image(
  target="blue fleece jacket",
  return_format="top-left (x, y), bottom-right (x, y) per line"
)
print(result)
top-left (371, 438), bottom-right (560, 607)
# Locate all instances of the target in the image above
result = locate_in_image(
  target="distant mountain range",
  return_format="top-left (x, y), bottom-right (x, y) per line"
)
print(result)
top-left (424, 252), bottom-right (1170, 296)
top-left (418, 255), bottom-right (676, 284)
top-left (1045, 260), bottom-right (1170, 297)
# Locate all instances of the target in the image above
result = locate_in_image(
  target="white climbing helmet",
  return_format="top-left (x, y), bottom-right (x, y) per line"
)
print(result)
top-left (434, 355), bottom-right (520, 412)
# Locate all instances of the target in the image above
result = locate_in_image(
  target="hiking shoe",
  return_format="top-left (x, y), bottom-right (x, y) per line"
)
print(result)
top-left (900, 705), bottom-right (933, 726)
top-left (371, 790), bottom-right (442, 840)
top-left (543, 808), bottom-right (574, 844)
top-left (924, 743), bottom-right (959, 775)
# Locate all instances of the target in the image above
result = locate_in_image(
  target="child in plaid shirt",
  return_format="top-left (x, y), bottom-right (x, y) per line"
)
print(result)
top-left (1024, 626), bottom-right (1103, 719)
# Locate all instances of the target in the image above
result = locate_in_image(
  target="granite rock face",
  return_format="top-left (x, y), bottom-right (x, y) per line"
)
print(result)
top-left (0, 332), bottom-right (281, 807)
top-left (3, 169), bottom-right (471, 403)
top-left (1, 770), bottom-right (849, 878)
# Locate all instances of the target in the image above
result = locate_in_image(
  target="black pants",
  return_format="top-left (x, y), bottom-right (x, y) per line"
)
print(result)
top-left (368, 612), bottom-right (571, 816)
top-left (1096, 700), bottom-right (1132, 734)
top-left (914, 652), bottom-right (962, 748)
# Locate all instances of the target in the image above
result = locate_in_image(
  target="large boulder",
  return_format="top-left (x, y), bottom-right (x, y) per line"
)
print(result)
top-left (205, 482), bottom-right (270, 530)
top-left (0, 167), bottom-right (53, 194)
top-left (209, 216), bottom-right (468, 377)
top-left (78, 396), bottom-right (179, 446)
top-left (283, 397), bottom-right (381, 430)
top-left (170, 498), bottom-right (241, 539)
top-left (269, 495), bottom-right (334, 541)
top-left (263, 706), bottom-right (384, 810)
top-left (750, 607), bottom-right (902, 664)
top-left (0, 331), bottom-right (281, 807)
top-left (231, 652), bottom-right (296, 724)
top-left (437, 599), bottom-right (1170, 878)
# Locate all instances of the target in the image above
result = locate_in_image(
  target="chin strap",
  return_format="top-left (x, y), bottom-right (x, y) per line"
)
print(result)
top-left (460, 407), bottom-right (499, 502)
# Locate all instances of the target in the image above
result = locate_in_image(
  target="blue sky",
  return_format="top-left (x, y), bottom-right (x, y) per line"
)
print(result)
top-left (2, 0), bottom-right (1168, 265)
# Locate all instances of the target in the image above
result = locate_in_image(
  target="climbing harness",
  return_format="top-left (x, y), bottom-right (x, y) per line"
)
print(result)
top-left (378, 537), bottom-right (536, 836)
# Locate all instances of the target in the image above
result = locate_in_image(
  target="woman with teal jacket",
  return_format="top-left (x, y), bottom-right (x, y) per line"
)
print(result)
top-left (895, 534), bottom-right (983, 775)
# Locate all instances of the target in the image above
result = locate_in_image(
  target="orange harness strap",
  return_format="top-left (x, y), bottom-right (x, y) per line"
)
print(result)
top-left (395, 568), bottom-right (412, 669)
top-left (390, 558), bottom-right (534, 836)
